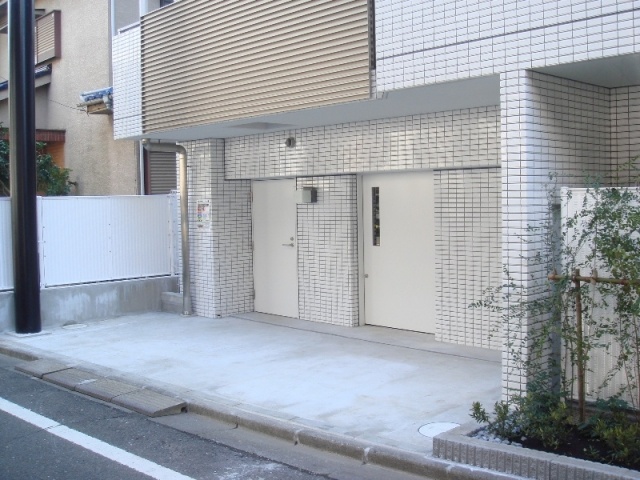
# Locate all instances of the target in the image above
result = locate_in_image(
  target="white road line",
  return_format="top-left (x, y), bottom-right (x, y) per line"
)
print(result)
top-left (0, 397), bottom-right (195, 480)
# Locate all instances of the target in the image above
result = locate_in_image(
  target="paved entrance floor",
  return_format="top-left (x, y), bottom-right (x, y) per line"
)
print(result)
top-left (1, 312), bottom-right (501, 454)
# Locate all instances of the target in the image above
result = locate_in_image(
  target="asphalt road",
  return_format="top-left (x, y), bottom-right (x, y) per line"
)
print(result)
top-left (0, 354), bottom-right (428, 480)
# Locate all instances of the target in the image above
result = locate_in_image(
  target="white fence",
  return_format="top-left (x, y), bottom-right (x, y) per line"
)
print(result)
top-left (563, 187), bottom-right (639, 404)
top-left (0, 199), bottom-right (11, 290)
top-left (0, 195), bottom-right (176, 291)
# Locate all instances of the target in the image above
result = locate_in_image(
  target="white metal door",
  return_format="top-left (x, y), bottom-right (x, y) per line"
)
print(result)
top-left (252, 179), bottom-right (299, 318)
top-left (362, 172), bottom-right (436, 333)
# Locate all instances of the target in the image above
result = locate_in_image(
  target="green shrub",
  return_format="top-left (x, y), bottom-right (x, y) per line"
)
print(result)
top-left (586, 398), bottom-right (640, 467)
top-left (471, 378), bottom-right (572, 450)
top-left (0, 125), bottom-right (73, 196)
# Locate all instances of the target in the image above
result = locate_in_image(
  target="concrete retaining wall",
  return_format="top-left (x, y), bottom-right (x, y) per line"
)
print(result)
top-left (0, 276), bottom-right (178, 332)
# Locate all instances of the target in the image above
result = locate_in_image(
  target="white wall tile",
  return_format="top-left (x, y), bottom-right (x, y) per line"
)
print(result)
top-left (112, 26), bottom-right (143, 139)
top-left (375, 1), bottom-right (640, 92)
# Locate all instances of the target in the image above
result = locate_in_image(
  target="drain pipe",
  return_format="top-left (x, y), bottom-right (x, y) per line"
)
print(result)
top-left (141, 139), bottom-right (192, 315)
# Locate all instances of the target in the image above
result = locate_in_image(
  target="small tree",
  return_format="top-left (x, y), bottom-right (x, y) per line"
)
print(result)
top-left (0, 125), bottom-right (74, 196)
top-left (471, 161), bottom-right (640, 469)
top-left (35, 142), bottom-right (74, 195)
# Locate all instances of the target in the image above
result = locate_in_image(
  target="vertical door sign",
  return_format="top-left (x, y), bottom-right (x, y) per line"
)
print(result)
top-left (372, 186), bottom-right (380, 246)
top-left (196, 200), bottom-right (211, 229)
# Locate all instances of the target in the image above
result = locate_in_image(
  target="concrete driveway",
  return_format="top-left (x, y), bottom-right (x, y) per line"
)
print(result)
top-left (1, 311), bottom-right (501, 454)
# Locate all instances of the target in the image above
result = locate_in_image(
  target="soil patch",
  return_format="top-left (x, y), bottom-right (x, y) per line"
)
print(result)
top-left (519, 425), bottom-right (639, 472)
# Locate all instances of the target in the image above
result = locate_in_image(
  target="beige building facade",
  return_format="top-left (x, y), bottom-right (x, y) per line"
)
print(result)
top-left (0, 0), bottom-right (172, 196)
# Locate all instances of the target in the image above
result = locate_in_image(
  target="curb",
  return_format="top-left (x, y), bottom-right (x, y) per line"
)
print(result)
top-left (0, 342), bottom-right (39, 361)
top-left (188, 397), bottom-right (518, 479)
top-left (0, 341), bottom-right (516, 480)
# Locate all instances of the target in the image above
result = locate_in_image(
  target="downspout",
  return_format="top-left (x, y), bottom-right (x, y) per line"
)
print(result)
top-left (136, 0), bottom-right (147, 196)
top-left (141, 140), bottom-right (192, 315)
top-left (139, 141), bottom-right (146, 195)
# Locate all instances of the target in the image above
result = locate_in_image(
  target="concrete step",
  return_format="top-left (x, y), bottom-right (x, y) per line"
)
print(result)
top-left (161, 292), bottom-right (183, 314)
top-left (15, 359), bottom-right (70, 378)
top-left (112, 389), bottom-right (186, 417)
top-left (43, 368), bottom-right (97, 389)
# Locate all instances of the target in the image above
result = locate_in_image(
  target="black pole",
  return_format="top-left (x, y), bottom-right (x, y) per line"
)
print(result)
top-left (9, 0), bottom-right (41, 334)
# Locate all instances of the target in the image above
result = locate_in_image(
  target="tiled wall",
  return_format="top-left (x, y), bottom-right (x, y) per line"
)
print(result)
top-left (110, 0), bottom-right (640, 401)
top-left (435, 168), bottom-right (502, 350)
top-left (611, 86), bottom-right (640, 183)
top-left (112, 26), bottom-right (143, 139)
top-left (225, 107), bottom-right (500, 180)
top-left (183, 140), bottom-right (253, 318)
top-left (375, 0), bottom-right (640, 91)
top-left (296, 176), bottom-right (359, 327)
top-left (225, 107), bottom-right (502, 345)
top-left (500, 70), bottom-right (614, 395)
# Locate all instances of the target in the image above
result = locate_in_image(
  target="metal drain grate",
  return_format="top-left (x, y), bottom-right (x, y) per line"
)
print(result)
top-left (62, 323), bottom-right (87, 330)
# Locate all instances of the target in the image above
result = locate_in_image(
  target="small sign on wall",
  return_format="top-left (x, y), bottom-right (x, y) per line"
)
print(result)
top-left (196, 201), bottom-right (211, 229)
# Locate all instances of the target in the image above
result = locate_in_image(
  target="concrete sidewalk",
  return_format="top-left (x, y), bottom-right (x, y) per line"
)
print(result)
top-left (0, 312), bottom-right (502, 476)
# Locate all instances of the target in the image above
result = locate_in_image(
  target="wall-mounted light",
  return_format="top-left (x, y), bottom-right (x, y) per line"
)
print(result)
top-left (285, 137), bottom-right (296, 148)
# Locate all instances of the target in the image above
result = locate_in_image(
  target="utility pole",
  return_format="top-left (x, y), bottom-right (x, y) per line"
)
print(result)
top-left (9, 0), bottom-right (41, 333)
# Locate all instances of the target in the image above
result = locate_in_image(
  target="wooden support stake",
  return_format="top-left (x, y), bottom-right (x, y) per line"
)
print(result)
top-left (573, 268), bottom-right (586, 423)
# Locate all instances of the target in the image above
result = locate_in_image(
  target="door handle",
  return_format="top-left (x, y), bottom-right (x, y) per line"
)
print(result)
top-left (282, 243), bottom-right (294, 247)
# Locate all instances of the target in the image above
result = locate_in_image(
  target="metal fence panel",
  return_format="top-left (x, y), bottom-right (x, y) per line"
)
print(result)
top-left (0, 198), bottom-right (12, 291)
top-left (107, 196), bottom-right (172, 280)
top-left (1, 196), bottom-right (174, 290)
top-left (39, 195), bottom-right (173, 287)
top-left (41, 197), bottom-right (114, 286)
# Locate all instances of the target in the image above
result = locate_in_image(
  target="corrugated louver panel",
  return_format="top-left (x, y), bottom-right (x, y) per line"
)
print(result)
top-left (36, 11), bottom-right (60, 64)
top-left (141, 0), bottom-right (371, 133)
top-left (148, 151), bottom-right (177, 195)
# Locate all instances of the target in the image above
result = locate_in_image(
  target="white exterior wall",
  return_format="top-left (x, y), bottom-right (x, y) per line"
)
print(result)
top-left (224, 107), bottom-right (503, 347)
top-left (500, 70), bottom-right (620, 395)
top-left (182, 140), bottom-right (253, 318)
top-left (375, 0), bottom-right (640, 91)
top-left (435, 168), bottom-right (502, 350)
top-left (296, 176), bottom-right (359, 327)
top-left (225, 107), bottom-right (500, 178)
top-left (611, 85), bottom-right (640, 182)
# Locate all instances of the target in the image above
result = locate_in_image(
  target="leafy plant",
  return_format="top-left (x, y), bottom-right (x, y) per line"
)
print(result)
top-left (470, 159), bottom-right (640, 469)
top-left (0, 124), bottom-right (74, 196)
top-left (471, 377), bottom-right (571, 450)
top-left (35, 142), bottom-right (73, 195)
top-left (471, 400), bottom-right (520, 440)
top-left (584, 398), bottom-right (640, 468)
top-left (516, 380), bottom-right (572, 449)
top-left (0, 127), bottom-right (9, 196)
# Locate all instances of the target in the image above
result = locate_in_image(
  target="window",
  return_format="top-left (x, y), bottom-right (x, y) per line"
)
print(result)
top-left (35, 10), bottom-right (61, 64)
